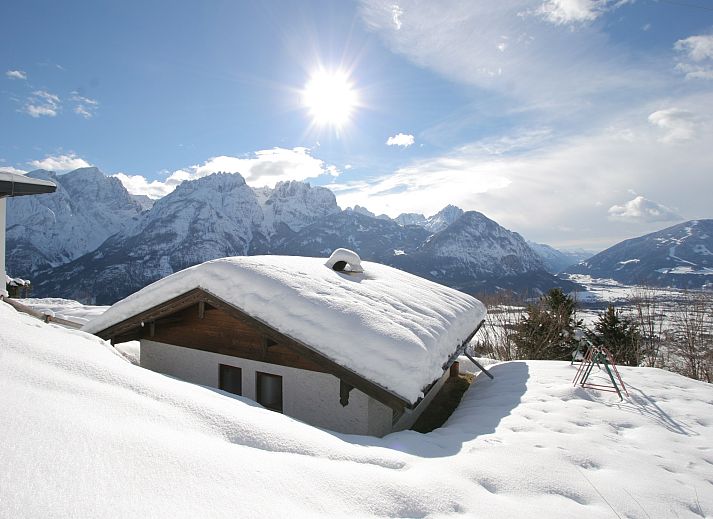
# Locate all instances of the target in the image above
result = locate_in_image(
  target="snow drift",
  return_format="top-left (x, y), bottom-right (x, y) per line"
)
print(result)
top-left (2, 301), bottom-right (712, 518)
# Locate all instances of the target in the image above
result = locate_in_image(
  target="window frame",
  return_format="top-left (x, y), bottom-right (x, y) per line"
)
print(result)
top-left (218, 364), bottom-right (243, 396)
top-left (256, 371), bottom-right (283, 413)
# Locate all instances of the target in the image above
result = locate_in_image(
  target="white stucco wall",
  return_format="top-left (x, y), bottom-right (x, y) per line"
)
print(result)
top-left (0, 198), bottom-right (6, 297)
top-left (140, 340), bottom-right (394, 436)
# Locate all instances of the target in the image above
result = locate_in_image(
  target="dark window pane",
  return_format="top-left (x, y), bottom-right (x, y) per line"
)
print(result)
top-left (256, 372), bottom-right (283, 413)
top-left (219, 364), bottom-right (242, 396)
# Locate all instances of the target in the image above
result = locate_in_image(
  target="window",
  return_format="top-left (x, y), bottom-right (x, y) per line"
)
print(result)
top-left (219, 364), bottom-right (242, 396)
top-left (256, 372), bottom-right (283, 413)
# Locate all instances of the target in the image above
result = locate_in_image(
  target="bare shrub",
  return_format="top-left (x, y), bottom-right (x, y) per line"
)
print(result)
top-left (667, 290), bottom-right (713, 383)
top-left (629, 286), bottom-right (666, 368)
top-left (471, 292), bottom-right (526, 361)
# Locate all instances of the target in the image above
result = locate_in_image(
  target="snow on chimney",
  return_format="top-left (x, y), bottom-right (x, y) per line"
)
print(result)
top-left (325, 248), bottom-right (363, 273)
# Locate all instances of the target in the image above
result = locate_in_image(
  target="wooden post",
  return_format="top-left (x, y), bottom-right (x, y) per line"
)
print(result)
top-left (198, 301), bottom-right (205, 319)
top-left (450, 361), bottom-right (460, 378)
top-left (339, 380), bottom-right (353, 407)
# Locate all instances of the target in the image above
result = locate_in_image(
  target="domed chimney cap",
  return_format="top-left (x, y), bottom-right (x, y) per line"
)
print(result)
top-left (325, 248), bottom-right (363, 273)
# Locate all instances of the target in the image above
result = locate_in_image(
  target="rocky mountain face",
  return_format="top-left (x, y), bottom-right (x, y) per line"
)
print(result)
top-left (261, 180), bottom-right (341, 234)
top-left (527, 241), bottom-right (593, 274)
top-left (565, 220), bottom-right (713, 289)
top-left (8, 168), bottom-right (577, 304)
top-left (6, 167), bottom-right (144, 276)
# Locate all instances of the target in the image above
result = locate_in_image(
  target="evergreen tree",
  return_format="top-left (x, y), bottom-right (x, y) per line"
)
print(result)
top-left (514, 288), bottom-right (581, 360)
top-left (585, 306), bottom-right (640, 366)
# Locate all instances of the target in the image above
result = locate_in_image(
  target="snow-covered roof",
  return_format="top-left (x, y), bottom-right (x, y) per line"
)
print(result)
top-left (83, 253), bottom-right (486, 403)
top-left (0, 170), bottom-right (56, 197)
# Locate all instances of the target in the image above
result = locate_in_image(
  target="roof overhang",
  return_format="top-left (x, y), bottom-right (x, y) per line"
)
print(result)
top-left (0, 171), bottom-right (56, 197)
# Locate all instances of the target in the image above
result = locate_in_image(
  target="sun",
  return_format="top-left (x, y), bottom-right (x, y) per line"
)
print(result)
top-left (302, 68), bottom-right (358, 129)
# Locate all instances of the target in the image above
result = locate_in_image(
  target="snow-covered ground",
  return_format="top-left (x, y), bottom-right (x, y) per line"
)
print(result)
top-left (16, 297), bottom-right (109, 325)
top-left (1, 300), bottom-right (712, 518)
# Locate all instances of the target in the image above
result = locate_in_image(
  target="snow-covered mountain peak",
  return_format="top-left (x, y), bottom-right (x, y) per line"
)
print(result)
top-left (394, 212), bottom-right (427, 227)
top-left (426, 204), bottom-right (464, 232)
top-left (262, 180), bottom-right (340, 234)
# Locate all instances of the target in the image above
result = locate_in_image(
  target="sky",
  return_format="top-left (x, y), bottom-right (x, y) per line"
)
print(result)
top-left (2, 0), bottom-right (713, 251)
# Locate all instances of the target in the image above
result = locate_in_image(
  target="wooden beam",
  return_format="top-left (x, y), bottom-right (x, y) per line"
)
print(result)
top-left (198, 301), bottom-right (205, 319)
top-left (463, 351), bottom-right (494, 380)
top-left (97, 288), bottom-right (206, 340)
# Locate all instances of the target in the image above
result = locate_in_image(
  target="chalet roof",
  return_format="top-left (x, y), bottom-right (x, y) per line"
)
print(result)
top-left (83, 254), bottom-right (486, 404)
top-left (0, 171), bottom-right (56, 197)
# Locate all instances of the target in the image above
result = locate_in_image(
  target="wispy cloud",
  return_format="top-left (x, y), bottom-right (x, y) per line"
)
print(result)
top-left (608, 196), bottom-right (681, 223)
top-left (5, 70), bottom-right (27, 80)
top-left (386, 133), bottom-right (415, 147)
top-left (391, 4), bottom-right (404, 30)
top-left (358, 0), bottom-right (656, 115)
top-left (648, 108), bottom-right (699, 143)
top-left (29, 153), bottom-right (91, 172)
top-left (113, 147), bottom-right (339, 199)
top-left (22, 90), bottom-right (61, 117)
top-left (329, 92), bottom-right (713, 248)
top-left (71, 92), bottom-right (99, 119)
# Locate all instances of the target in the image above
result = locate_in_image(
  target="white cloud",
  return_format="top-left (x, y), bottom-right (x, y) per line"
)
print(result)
top-left (0, 166), bottom-right (28, 175)
top-left (386, 133), bottom-right (415, 147)
top-left (5, 70), bottom-right (27, 80)
top-left (112, 173), bottom-right (176, 199)
top-left (675, 34), bottom-right (713, 62)
top-left (608, 196), bottom-right (681, 223)
top-left (28, 153), bottom-right (91, 172)
top-left (23, 90), bottom-right (60, 118)
top-left (535, 0), bottom-right (604, 25)
top-left (113, 147), bottom-right (338, 199)
top-left (674, 34), bottom-right (713, 80)
top-left (71, 92), bottom-right (99, 119)
top-left (648, 108), bottom-right (698, 143)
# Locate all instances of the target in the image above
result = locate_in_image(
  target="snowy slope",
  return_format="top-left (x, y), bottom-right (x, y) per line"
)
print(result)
top-left (566, 220), bottom-right (713, 288)
top-left (2, 300), bottom-right (712, 518)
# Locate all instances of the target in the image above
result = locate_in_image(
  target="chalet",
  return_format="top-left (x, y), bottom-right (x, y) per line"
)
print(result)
top-left (83, 249), bottom-right (487, 436)
top-left (1, 171), bottom-right (56, 297)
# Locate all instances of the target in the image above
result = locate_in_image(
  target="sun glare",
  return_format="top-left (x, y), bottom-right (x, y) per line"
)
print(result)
top-left (302, 69), bottom-right (358, 129)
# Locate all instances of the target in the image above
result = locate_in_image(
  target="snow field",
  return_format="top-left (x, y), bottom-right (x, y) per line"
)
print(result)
top-left (2, 301), bottom-right (712, 518)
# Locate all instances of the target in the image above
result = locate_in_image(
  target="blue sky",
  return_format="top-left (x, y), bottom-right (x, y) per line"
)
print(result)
top-left (2, 1), bottom-right (713, 250)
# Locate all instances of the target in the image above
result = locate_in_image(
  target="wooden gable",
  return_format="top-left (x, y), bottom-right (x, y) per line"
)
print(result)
top-left (95, 288), bottom-right (412, 411)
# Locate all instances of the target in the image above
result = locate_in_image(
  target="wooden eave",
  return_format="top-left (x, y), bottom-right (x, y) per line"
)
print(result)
top-left (94, 287), bottom-right (413, 412)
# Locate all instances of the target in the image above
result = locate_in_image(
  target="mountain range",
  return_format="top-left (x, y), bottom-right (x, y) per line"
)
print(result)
top-left (6, 167), bottom-right (582, 304)
top-left (565, 219), bottom-right (713, 289)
